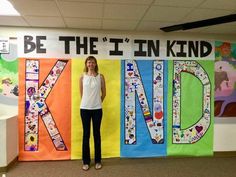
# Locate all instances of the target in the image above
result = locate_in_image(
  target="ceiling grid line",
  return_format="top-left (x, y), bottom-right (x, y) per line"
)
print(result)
top-left (54, 0), bottom-right (67, 28)
top-left (134, 0), bottom-right (156, 31)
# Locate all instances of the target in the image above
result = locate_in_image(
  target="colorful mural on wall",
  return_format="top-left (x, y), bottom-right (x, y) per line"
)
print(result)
top-left (215, 41), bottom-right (236, 117)
top-left (18, 58), bottom-right (71, 160)
top-left (168, 60), bottom-right (214, 156)
top-left (71, 59), bottom-right (121, 160)
top-left (121, 60), bottom-right (167, 157)
top-left (17, 58), bottom-right (214, 160)
top-left (0, 42), bottom-right (18, 105)
top-left (0, 33), bottom-right (226, 161)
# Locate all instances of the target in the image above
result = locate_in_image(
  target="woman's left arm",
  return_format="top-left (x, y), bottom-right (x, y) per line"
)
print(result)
top-left (101, 74), bottom-right (106, 102)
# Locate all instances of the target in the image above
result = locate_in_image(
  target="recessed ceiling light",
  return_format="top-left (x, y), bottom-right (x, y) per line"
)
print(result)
top-left (0, 0), bottom-right (20, 16)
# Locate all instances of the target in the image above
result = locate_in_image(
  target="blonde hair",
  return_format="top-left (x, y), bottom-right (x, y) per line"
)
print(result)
top-left (83, 56), bottom-right (99, 73)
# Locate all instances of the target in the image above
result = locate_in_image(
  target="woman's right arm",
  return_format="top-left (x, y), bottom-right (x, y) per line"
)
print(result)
top-left (79, 75), bottom-right (83, 98)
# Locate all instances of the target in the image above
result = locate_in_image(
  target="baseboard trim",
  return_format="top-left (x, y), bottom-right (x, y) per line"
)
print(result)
top-left (0, 157), bottom-right (18, 172)
top-left (214, 151), bottom-right (236, 157)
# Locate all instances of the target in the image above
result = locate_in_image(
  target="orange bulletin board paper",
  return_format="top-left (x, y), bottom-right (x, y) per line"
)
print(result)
top-left (18, 58), bottom-right (71, 161)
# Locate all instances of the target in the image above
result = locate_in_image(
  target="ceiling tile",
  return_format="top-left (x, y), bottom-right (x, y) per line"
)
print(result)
top-left (104, 4), bottom-right (148, 20)
top-left (3, 0), bottom-right (236, 35)
top-left (65, 17), bottom-right (102, 29)
top-left (200, 0), bottom-right (236, 10)
top-left (182, 9), bottom-right (234, 22)
top-left (59, 0), bottom-right (104, 2)
top-left (136, 21), bottom-right (173, 31)
top-left (59, 2), bottom-right (103, 18)
top-left (0, 16), bottom-right (29, 26)
top-left (9, 0), bottom-right (61, 16)
top-left (154, 0), bottom-right (205, 7)
top-left (102, 19), bottom-right (138, 30)
top-left (105, 0), bottom-right (152, 5)
top-left (24, 16), bottom-right (65, 27)
top-left (178, 26), bottom-right (210, 33)
top-left (203, 22), bottom-right (236, 34)
top-left (143, 6), bottom-right (192, 22)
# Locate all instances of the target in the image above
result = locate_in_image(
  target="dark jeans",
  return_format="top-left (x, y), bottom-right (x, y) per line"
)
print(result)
top-left (80, 109), bottom-right (102, 165)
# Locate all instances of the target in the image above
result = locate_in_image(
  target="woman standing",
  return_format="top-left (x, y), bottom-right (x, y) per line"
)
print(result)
top-left (79, 56), bottom-right (106, 171)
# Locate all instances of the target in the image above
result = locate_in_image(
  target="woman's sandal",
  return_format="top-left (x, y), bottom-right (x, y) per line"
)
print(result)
top-left (95, 163), bottom-right (102, 170)
top-left (82, 164), bottom-right (90, 171)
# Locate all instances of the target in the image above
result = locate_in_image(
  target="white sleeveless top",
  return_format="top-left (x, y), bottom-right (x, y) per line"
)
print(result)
top-left (80, 73), bottom-right (102, 109)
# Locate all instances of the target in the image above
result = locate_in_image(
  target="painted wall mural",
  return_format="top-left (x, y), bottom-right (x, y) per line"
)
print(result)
top-left (215, 41), bottom-right (236, 117)
top-left (0, 41), bottom-right (18, 106)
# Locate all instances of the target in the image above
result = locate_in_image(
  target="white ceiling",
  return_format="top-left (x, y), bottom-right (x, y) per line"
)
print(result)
top-left (1, 0), bottom-right (236, 34)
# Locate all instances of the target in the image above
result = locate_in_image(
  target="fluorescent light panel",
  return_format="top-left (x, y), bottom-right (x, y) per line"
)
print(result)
top-left (0, 0), bottom-right (20, 16)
